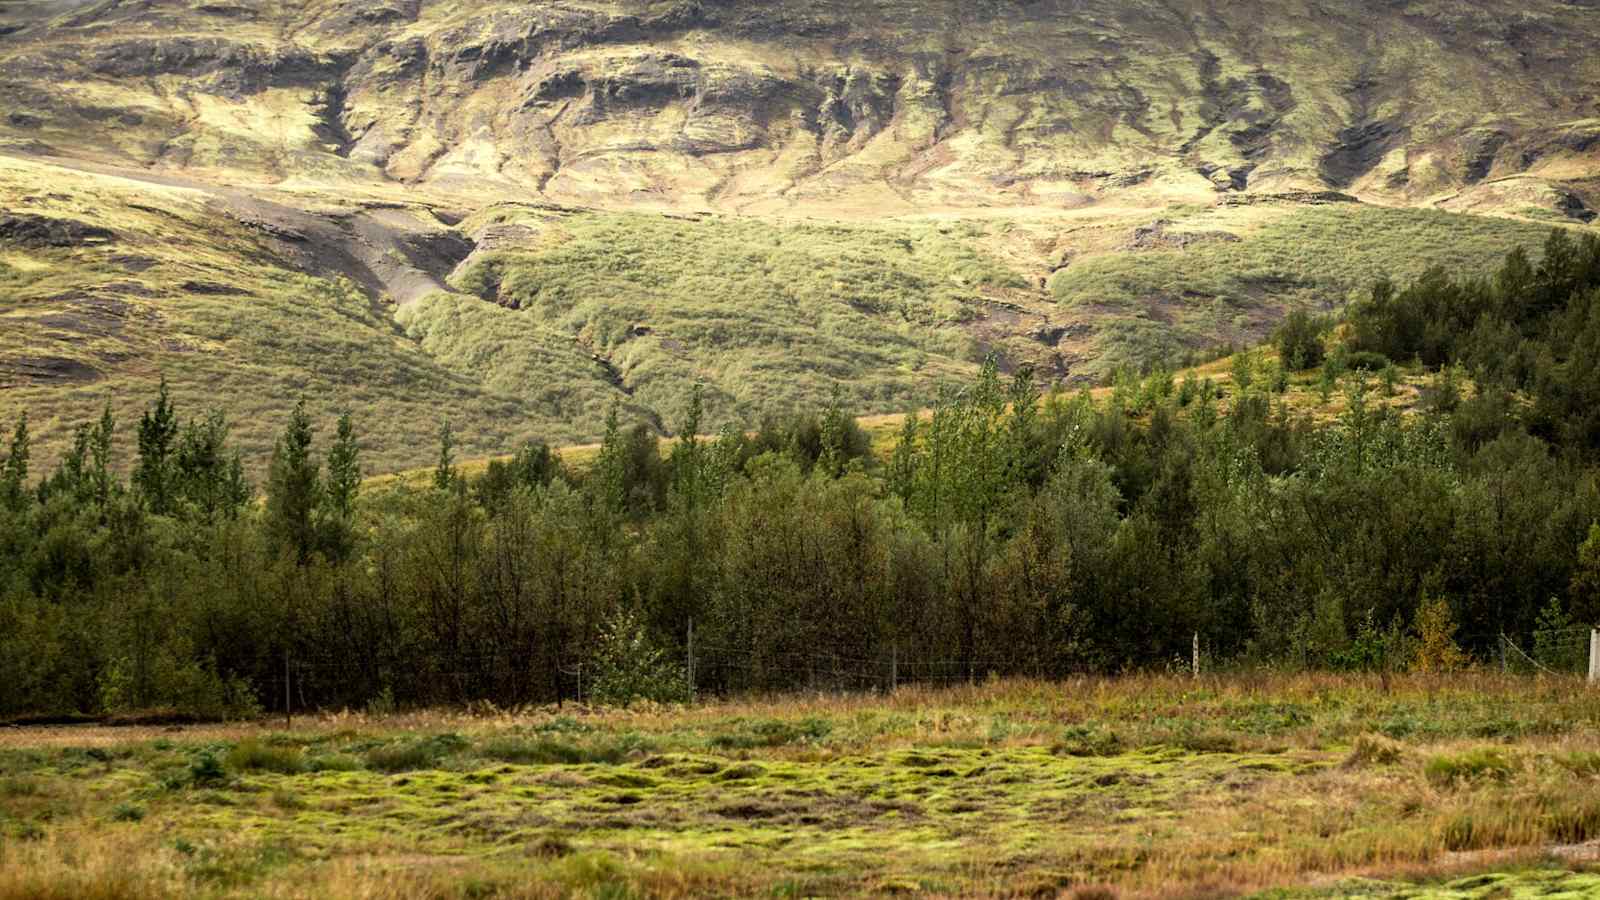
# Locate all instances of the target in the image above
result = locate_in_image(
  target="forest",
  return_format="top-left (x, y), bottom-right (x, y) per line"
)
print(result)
top-left (2, 229), bottom-right (1599, 721)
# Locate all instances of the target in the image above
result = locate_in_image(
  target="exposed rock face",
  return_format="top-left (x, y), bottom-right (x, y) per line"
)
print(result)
top-left (0, 214), bottom-right (114, 248)
top-left (1, 0), bottom-right (1596, 214)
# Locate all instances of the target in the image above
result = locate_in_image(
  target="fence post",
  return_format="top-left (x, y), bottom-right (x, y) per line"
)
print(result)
top-left (891, 642), bottom-right (898, 694)
top-left (284, 648), bottom-right (292, 730)
top-left (687, 617), bottom-right (696, 704)
top-left (1192, 633), bottom-right (1200, 679)
top-left (576, 663), bottom-right (583, 706)
top-left (1589, 629), bottom-right (1599, 685)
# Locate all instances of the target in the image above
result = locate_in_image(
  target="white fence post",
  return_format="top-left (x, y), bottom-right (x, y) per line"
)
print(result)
top-left (1192, 633), bottom-right (1200, 678)
top-left (1589, 629), bottom-right (1599, 685)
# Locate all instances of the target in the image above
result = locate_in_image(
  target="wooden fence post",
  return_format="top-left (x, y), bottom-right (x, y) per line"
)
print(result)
top-left (687, 617), bottom-right (695, 704)
top-left (891, 642), bottom-right (898, 694)
top-left (1192, 633), bottom-right (1200, 679)
top-left (1589, 629), bottom-right (1599, 685)
top-left (284, 648), bottom-right (292, 730)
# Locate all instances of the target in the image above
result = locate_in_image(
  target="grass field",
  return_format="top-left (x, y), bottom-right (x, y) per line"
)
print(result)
top-left (3, 675), bottom-right (1600, 898)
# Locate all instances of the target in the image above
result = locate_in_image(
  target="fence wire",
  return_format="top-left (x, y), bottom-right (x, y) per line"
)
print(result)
top-left (269, 624), bottom-right (1597, 714)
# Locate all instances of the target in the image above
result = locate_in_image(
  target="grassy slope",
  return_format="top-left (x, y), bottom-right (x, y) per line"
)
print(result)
top-left (3, 676), bottom-right (1600, 898)
top-left (0, 158), bottom-right (558, 475)
top-left (1049, 203), bottom-right (1567, 374)
top-left (0, 151), bottom-right (1577, 479)
top-left (411, 207), bottom-right (1020, 428)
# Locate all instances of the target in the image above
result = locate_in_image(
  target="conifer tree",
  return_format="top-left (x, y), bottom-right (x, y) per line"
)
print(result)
top-left (1, 411), bottom-right (29, 512)
top-left (134, 378), bottom-right (179, 515)
top-left (325, 412), bottom-right (361, 521)
top-left (433, 421), bottom-right (457, 493)
top-left (266, 400), bottom-right (322, 564)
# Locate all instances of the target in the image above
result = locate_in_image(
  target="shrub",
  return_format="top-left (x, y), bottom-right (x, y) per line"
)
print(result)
top-left (225, 739), bottom-right (305, 775)
top-left (707, 718), bottom-right (833, 751)
top-left (1276, 308), bottom-right (1326, 371)
top-left (1554, 751), bottom-right (1600, 777)
top-left (588, 606), bottom-right (689, 707)
top-left (1412, 593), bottom-right (1468, 674)
top-left (1425, 748), bottom-right (1513, 787)
top-left (1344, 736), bottom-right (1404, 768)
top-left (364, 686), bottom-right (397, 718)
top-left (271, 790), bottom-right (306, 810)
top-left (1343, 350), bottom-right (1390, 372)
top-left (1051, 726), bottom-right (1124, 758)
top-left (364, 733), bottom-right (468, 773)
top-left (305, 753), bottom-right (363, 773)
top-left (479, 737), bottom-right (632, 766)
top-left (1532, 597), bottom-right (1586, 673)
top-left (188, 752), bottom-right (227, 787)
top-left (110, 802), bottom-right (145, 822)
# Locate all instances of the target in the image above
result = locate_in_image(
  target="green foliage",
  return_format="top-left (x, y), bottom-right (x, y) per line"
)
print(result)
top-left (1532, 597), bottom-right (1586, 672)
top-left (474, 441), bottom-right (560, 512)
top-left (1425, 748), bottom-right (1513, 787)
top-left (1573, 523), bottom-right (1600, 626)
top-left (1230, 350), bottom-right (1255, 391)
top-left (134, 379), bottom-right (178, 515)
top-left (189, 752), bottom-right (227, 787)
top-left (589, 606), bottom-right (689, 708)
top-left (324, 412), bottom-right (361, 522)
top-left (5, 227), bottom-right (1600, 720)
top-left (364, 734), bottom-right (469, 773)
top-left (1328, 610), bottom-right (1409, 674)
top-left (433, 421), bottom-right (457, 493)
top-left (265, 400), bottom-right (322, 564)
top-left (109, 802), bottom-right (146, 822)
top-left (0, 411), bottom-right (26, 513)
top-left (1343, 350), bottom-right (1390, 372)
top-left (1273, 304), bottom-right (1324, 368)
top-left (174, 410), bottom-right (250, 523)
top-left (708, 718), bottom-right (833, 750)
top-left (225, 740), bottom-right (305, 775)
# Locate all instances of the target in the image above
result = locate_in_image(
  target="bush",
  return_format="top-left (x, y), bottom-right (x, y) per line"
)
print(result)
top-left (225, 739), bottom-right (305, 775)
top-left (1425, 749), bottom-right (1513, 787)
top-left (1344, 735), bottom-right (1404, 768)
top-left (305, 753), bottom-right (363, 773)
top-left (707, 718), bottom-right (833, 751)
top-left (1553, 751), bottom-right (1600, 777)
top-left (1343, 350), bottom-right (1390, 372)
top-left (1412, 593), bottom-right (1467, 674)
top-left (188, 752), bottom-right (227, 787)
top-left (479, 737), bottom-right (631, 766)
top-left (1050, 726), bottom-right (1124, 758)
top-left (364, 733), bottom-right (468, 773)
top-left (110, 802), bottom-right (145, 822)
top-left (1276, 308), bottom-right (1326, 371)
top-left (588, 606), bottom-right (689, 708)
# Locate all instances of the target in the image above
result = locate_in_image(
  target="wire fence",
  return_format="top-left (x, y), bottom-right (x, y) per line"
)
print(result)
top-left (1498, 626), bottom-right (1593, 678)
top-left (269, 624), bottom-right (1600, 719)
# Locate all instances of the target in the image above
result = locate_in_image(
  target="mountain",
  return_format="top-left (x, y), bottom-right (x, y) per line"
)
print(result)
top-left (1, 0), bottom-right (1597, 472)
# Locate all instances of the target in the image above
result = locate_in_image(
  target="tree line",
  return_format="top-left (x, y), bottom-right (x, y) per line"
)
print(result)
top-left (2, 229), bottom-right (1599, 717)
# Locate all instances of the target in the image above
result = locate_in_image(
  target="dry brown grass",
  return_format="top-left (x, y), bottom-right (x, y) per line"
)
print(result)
top-left (4, 674), bottom-right (1599, 898)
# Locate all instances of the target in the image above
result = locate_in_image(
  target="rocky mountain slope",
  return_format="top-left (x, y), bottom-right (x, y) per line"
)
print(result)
top-left (1, 0), bottom-right (1598, 471)
top-left (4, 0), bottom-right (1599, 214)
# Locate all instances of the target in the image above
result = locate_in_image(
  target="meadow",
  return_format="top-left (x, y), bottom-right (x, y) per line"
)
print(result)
top-left (4, 675), bottom-right (1600, 899)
